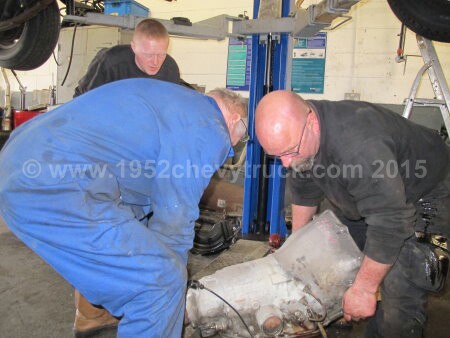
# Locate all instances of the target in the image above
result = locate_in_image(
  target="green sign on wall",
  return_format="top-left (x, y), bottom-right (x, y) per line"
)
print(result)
top-left (291, 32), bottom-right (327, 94)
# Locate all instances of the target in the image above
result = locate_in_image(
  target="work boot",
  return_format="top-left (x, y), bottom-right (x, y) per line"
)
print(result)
top-left (73, 289), bottom-right (119, 338)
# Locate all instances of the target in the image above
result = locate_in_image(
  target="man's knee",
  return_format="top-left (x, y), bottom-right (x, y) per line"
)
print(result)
top-left (377, 313), bottom-right (424, 338)
top-left (393, 237), bottom-right (448, 293)
top-left (168, 261), bottom-right (188, 294)
top-left (365, 299), bottom-right (425, 338)
top-left (364, 239), bottom-right (431, 338)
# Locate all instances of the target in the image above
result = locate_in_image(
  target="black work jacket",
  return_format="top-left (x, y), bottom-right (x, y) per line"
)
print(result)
top-left (74, 45), bottom-right (180, 97)
top-left (288, 100), bottom-right (449, 264)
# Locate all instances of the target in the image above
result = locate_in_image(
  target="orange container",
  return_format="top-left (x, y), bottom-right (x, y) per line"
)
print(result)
top-left (14, 110), bottom-right (44, 128)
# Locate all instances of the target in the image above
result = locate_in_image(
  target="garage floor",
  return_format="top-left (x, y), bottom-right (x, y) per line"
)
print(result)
top-left (1, 219), bottom-right (449, 338)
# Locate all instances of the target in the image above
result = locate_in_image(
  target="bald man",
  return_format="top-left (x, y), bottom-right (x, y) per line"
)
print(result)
top-left (255, 90), bottom-right (449, 338)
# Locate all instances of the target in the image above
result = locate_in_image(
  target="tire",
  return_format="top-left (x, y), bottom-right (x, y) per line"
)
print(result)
top-left (387, 0), bottom-right (450, 43)
top-left (0, 1), bottom-right (60, 70)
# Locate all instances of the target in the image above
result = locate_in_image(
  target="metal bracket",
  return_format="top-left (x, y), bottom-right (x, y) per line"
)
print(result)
top-left (322, 15), bottom-right (352, 31)
top-left (62, 0), bottom-right (362, 40)
top-left (327, 0), bottom-right (356, 14)
top-left (259, 33), bottom-right (281, 44)
top-left (64, 13), bottom-right (240, 40)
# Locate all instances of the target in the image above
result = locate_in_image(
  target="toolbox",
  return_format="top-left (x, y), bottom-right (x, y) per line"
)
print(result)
top-left (104, 0), bottom-right (149, 17)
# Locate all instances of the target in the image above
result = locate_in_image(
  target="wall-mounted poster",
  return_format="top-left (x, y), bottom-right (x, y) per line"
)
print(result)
top-left (226, 36), bottom-right (252, 91)
top-left (291, 32), bottom-right (327, 94)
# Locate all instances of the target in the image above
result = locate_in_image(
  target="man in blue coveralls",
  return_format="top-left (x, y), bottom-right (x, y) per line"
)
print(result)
top-left (0, 78), bottom-right (248, 337)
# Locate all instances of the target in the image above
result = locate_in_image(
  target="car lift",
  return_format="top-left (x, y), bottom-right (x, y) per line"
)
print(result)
top-left (235, 0), bottom-right (359, 237)
top-left (63, 0), bottom-right (362, 236)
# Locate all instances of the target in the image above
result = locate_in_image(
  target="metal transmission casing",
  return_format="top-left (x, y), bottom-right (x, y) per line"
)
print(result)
top-left (186, 210), bottom-right (362, 337)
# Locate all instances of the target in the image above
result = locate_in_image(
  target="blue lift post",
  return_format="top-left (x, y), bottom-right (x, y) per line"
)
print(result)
top-left (242, 0), bottom-right (264, 235)
top-left (242, 0), bottom-right (290, 237)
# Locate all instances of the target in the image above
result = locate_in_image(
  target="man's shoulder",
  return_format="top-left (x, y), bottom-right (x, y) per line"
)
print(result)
top-left (164, 54), bottom-right (178, 65)
top-left (161, 54), bottom-right (180, 72)
top-left (154, 54), bottom-right (180, 83)
top-left (100, 45), bottom-right (134, 65)
top-left (310, 99), bottom-right (380, 117)
top-left (311, 100), bottom-right (391, 162)
top-left (311, 100), bottom-right (398, 139)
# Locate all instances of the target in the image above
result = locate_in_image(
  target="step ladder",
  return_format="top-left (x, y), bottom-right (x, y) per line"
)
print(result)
top-left (403, 35), bottom-right (450, 134)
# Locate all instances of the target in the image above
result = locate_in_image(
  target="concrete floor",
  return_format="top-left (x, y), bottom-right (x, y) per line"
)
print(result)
top-left (1, 219), bottom-right (450, 338)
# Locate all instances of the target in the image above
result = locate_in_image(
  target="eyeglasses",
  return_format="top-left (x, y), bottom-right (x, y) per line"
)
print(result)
top-left (239, 118), bottom-right (250, 143)
top-left (277, 110), bottom-right (311, 157)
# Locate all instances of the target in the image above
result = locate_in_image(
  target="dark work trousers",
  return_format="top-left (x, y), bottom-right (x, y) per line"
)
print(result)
top-left (336, 181), bottom-right (449, 338)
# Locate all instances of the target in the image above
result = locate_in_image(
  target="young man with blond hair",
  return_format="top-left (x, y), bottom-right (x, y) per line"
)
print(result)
top-left (74, 19), bottom-right (181, 97)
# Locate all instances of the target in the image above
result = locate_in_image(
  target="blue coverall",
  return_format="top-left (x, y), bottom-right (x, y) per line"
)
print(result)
top-left (0, 79), bottom-right (232, 337)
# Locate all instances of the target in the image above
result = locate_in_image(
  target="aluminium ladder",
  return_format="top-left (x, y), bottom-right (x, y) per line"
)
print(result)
top-left (403, 35), bottom-right (450, 135)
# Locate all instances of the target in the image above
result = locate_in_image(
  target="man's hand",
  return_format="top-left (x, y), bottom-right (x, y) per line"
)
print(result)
top-left (342, 255), bottom-right (392, 321)
top-left (342, 285), bottom-right (377, 321)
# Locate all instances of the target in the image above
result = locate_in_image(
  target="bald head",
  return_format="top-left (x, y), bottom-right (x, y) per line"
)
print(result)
top-left (255, 90), bottom-right (311, 155)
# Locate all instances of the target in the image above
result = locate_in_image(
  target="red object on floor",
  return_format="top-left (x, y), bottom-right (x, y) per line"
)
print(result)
top-left (13, 110), bottom-right (45, 128)
top-left (268, 233), bottom-right (282, 249)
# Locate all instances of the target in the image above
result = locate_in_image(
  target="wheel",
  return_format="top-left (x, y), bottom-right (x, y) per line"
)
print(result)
top-left (387, 0), bottom-right (450, 43)
top-left (0, 1), bottom-right (60, 70)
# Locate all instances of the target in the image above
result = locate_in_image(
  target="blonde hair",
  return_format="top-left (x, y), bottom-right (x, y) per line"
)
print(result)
top-left (135, 19), bottom-right (168, 39)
